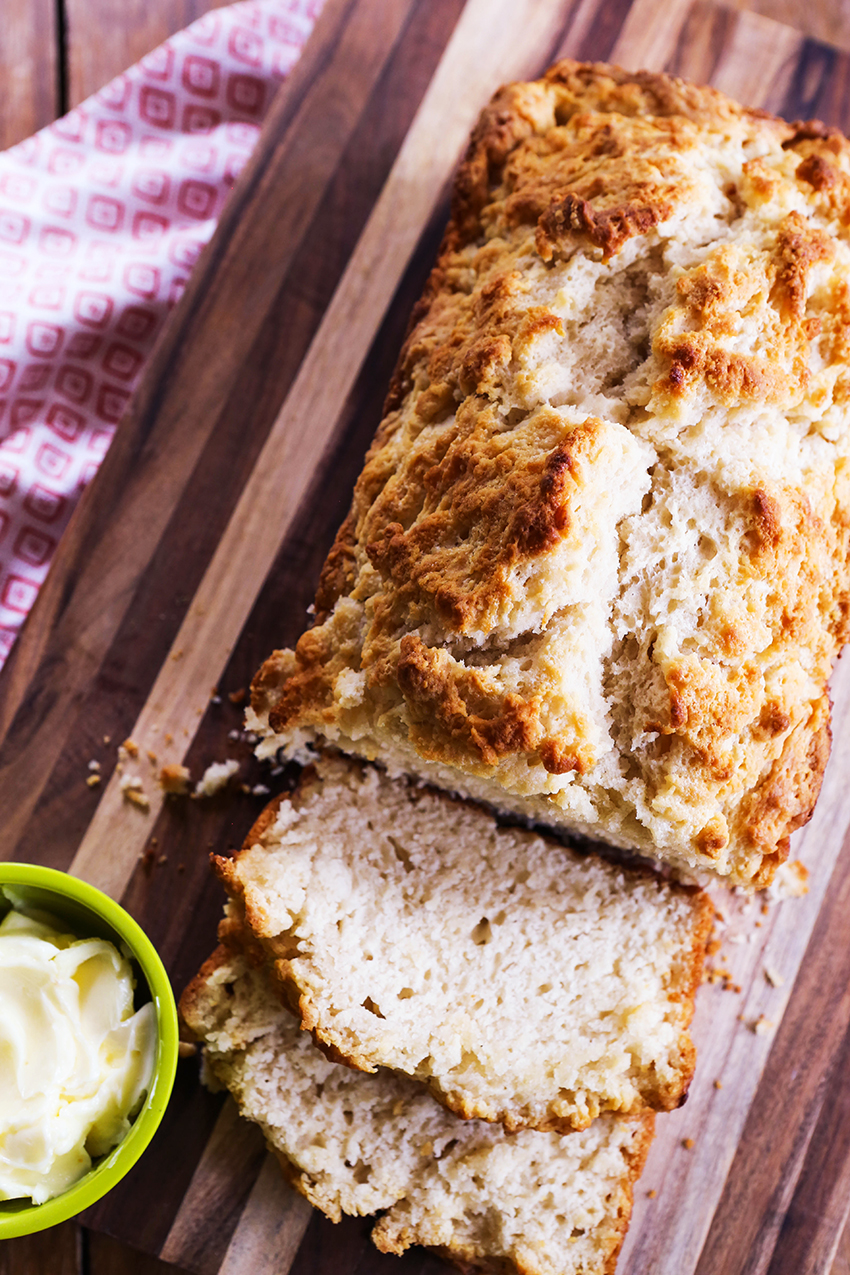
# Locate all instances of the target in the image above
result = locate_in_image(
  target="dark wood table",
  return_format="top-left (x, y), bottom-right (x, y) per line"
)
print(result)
top-left (4, 1), bottom-right (850, 1273)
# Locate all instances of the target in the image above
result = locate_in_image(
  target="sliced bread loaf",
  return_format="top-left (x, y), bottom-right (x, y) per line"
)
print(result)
top-left (248, 60), bottom-right (850, 888)
top-left (215, 754), bottom-right (712, 1133)
top-left (180, 934), bottom-right (654, 1275)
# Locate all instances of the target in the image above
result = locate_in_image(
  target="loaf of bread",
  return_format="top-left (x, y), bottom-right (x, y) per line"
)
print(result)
top-left (249, 60), bottom-right (850, 888)
top-left (215, 755), bottom-right (711, 1133)
top-left (180, 933), bottom-right (654, 1275)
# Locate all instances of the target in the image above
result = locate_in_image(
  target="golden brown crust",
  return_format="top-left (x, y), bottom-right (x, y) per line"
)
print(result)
top-left (602, 1113), bottom-right (656, 1275)
top-left (250, 58), bottom-right (850, 887)
top-left (178, 944), bottom-right (234, 1039)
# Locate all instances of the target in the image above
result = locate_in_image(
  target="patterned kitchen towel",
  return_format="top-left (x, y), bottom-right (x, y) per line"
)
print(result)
top-left (0, 0), bottom-right (320, 670)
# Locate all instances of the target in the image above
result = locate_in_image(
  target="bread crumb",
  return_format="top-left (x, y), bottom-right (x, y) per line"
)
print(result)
top-left (252, 784), bottom-right (270, 797)
top-left (713, 1079), bottom-right (722, 1089)
top-left (228, 729), bottom-right (241, 741)
top-left (171, 648), bottom-right (184, 661)
top-left (764, 966), bottom-right (784, 988)
top-left (178, 1041), bottom-right (197, 1059)
top-left (767, 860), bottom-right (808, 900)
top-left (753, 1015), bottom-right (774, 1036)
top-left (228, 688), bottom-right (246, 705)
top-left (160, 763), bottom-right (191, 795)
top-left (647, 1189), bottom-right (657, 1198)
top-left (158, 854), bottom-right (168, 865)
top-left (120, 773), bottom-right (149, 810)
top-left (86, 774), bottom-right (101, 788)
top-left (194, 759), bottom-right (240, 798)
top-left (682, 1138), bottom-right (695, 1150)
top-left (122, 738), bottom-right (139, 757)
top-left (88, 759), bottom-right (100, 772)
top-left (165, 732), bottom-right (174, 745)
top-left (147, 750), bottom-right (158, 765)
top-left (761, 902), bottom-right (770, 916)
top-left (706, 939), bottom-right (721, 956)
top-left (103, 735), bottom-right (111, 745)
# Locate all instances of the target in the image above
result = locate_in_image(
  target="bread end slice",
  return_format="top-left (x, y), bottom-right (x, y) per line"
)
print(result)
top-left (181, 933), bottom-right (655, 1275)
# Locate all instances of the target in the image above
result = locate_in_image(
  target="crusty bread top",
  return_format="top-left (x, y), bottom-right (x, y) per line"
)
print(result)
top-left (180, 936), bottom-right (654, 1275)
top-left (215, 755), bottom-right (711, 1133)
top-left (249, 60), bottom-right (850, 887)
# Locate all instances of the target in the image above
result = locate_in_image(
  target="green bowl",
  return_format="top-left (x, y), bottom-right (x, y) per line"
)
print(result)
top-left (0, 862), bottom-right (178, 1237)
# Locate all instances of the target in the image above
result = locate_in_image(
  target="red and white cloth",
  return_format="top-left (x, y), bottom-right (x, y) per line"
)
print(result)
top-left (0, 0), bottom-right (320, 671)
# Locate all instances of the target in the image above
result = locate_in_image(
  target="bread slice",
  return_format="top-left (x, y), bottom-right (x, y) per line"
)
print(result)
top-left (248, 59), bottom-right (850, 888)
top-left (215, 755), bottom-right (711, 1133)
top-left (180, 935), bottom-right (654, 1275)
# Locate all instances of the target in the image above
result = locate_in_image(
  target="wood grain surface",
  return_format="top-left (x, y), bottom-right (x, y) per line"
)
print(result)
top-left (5, 1), bottom-right (850, 1273)
top-left (0, 0), bottom-right (57, 149)
top-left (65, 0), bottom-right (233, 107)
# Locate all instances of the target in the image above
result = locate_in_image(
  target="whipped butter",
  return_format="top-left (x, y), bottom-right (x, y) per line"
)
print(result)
top-left (0, 900), bottom-right (156, 1204)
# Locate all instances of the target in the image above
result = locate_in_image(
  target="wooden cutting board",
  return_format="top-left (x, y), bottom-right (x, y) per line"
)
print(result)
top-left (3, 0), bottom-right (850, 1271)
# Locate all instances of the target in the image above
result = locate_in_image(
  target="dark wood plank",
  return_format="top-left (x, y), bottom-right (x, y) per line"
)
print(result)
top-left (0, 1222), bottom-right (80, 1275)
top-left (87, 1231), bottom-right (189, 1275)
top-left (65, 0), bottom-right (232, 107)
top-left (0, 0), bottom-right (58, 148)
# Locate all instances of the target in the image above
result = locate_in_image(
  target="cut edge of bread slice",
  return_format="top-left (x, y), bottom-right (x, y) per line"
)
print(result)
top-left (214, 753), bottom-right (713, 1134)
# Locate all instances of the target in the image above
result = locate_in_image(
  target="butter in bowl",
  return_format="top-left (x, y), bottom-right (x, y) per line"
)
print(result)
top-left (0, 862), bottom-right (178, 1237)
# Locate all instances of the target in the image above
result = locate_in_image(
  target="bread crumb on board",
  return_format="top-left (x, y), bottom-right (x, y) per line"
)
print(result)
top-left (194, 759), bottom-right (240, 798)
top-left (766, 861), bottom-right (809, 900)
top-left (120, 772), bottom-right (150, 811)
top-left (160, 763), bottom-right (192, 795)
